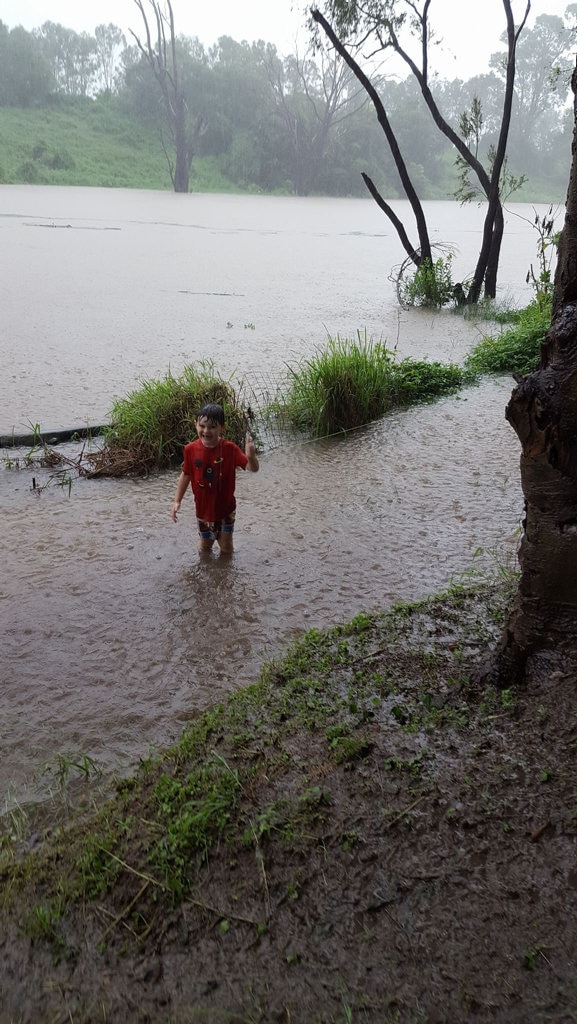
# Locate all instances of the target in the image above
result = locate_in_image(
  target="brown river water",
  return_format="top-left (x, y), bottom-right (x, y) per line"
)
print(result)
top-left (0, 186), bottom-right (557, 810)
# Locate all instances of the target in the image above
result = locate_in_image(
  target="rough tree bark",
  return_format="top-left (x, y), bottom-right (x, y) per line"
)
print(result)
top-left (484, 64), bottom-right (577, 686)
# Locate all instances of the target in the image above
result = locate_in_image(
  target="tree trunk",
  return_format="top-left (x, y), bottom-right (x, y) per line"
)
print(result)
top-left (483, 63), bottom-right (577, 685)
top-left (468, 201), bottom-right (504, 303)
top-left (131, 0), bottom-right (202, 195)
top-left (484, 205), bottom-right (505, 300)
top-left (173, 97), bottom-right (191, 193)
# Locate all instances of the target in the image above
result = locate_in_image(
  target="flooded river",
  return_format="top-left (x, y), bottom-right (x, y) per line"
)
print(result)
top-left (0, 187), bottom-right (553, 809)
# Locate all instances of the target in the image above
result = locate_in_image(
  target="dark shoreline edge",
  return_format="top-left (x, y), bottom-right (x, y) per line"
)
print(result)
top-left (0, 424), bottom-right (109, 448)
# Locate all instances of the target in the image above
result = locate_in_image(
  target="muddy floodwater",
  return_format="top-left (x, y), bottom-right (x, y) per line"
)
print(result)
top-left (0, 186), bottom-right (553, 809)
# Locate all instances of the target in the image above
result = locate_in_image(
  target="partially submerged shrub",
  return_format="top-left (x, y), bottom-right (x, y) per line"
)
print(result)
top-left (279, 332), bottom-right (467, 438)
top-left (398, 254), bottom-right (456, 308)
top-left (464, 298), bottom-right (551, 376)
top-left (87, 362), bottom-right (251, 477)
top-left (388, 359), bottom-right (470, 404)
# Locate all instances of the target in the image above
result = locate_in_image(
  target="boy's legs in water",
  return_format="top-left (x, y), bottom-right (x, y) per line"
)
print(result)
top-left (197, 514), bottom-right (235, 555)
top-left (198, 534), bottom-right (233, 555)
top-left (217, 513), bottom-right (235, 554)
top-left (217, 533), bottom-right (233, 554)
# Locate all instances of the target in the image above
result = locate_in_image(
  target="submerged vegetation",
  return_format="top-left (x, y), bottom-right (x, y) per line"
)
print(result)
top-left (1, 298), bottom-right (550, 479)
top-left (396, 252), bottom-right (458, 308)
top-left (103, 333), bottom-right (470, 464)
top-left (465, 297), bottom-right (551, 376)
top-left (277, 332), bottom-right (469, 439)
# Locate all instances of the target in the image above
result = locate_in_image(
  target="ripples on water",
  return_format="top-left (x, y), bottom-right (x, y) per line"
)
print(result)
top-left (0, 187), bottom-right (542, 808)
top-left (1, 185), bottom-right (544, 430)
top-left (1, 380), bottom-right (522, 807)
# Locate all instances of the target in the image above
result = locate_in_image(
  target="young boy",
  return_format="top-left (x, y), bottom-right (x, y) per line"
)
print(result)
top-left (171, 402), bottom-right (259, 554)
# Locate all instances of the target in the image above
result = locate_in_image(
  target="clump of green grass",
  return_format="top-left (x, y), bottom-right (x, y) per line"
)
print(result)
top-left (279, 332), bottom-right (467, 438)
top-left (88, 362), bottom-right (251, 477)
top-left (150, 755), bottom-right (242, 899)
top-left (464, 298), bottom-right (551, 376)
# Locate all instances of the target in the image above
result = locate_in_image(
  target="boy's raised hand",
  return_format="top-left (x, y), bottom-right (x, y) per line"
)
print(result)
top-left (244, 431), bottom-right (259, 472)
top-left (244, 431), bottom-right (256, 457)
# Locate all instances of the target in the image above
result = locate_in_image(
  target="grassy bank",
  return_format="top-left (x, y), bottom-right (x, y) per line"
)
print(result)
top-left (465, 298), bottom-right (551, 377)
top-left (1, 571), bottom-right (577, 1022)
top-left (0, 101), bottom-right (239, 191)
top-left (0, 102), bottom-right (567, 202)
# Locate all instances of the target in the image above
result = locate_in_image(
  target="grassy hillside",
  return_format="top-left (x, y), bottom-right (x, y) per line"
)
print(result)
top-left (0, 100), bottom-right (239, 192)
top-left (0, 100), bottom-right (567, 201)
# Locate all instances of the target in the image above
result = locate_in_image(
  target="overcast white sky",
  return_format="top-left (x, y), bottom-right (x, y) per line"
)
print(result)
top-left (0, 0), bottom-right (572, 78)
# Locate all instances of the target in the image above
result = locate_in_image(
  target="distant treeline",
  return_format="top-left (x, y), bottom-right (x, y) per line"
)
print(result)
top-left (0, 13), bottom-right (573, 199)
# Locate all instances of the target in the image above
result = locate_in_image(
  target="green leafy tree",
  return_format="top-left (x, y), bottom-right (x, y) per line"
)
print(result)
top-left (263, 46), bottom-right (367, 196)
top-left (491, 12), bottom-right (574, 151)
top-left (94, 23), bottom-right (126, 95)
top-left (200, 37), bottom-right (274, 170)
top-left (34, 21), bottom-right (98, 96)
top-left (0, 23), bottom-right (53, 105)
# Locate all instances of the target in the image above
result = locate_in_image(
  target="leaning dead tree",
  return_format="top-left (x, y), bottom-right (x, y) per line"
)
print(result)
top-left (130, 0), bottom-right (204, 192)
top-left (484, 64), bottom-right (577, 686)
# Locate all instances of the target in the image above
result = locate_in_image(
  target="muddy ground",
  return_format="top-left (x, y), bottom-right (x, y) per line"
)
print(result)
top-left (1, 582), bottom-right (576, 1024)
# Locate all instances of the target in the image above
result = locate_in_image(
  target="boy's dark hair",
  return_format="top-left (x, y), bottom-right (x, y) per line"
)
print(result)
top-left (196, 402), bottom-right (225, 425)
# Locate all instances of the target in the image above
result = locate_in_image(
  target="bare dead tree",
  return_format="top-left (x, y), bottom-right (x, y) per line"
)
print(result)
top-left (130, 0), bottom-right (204, 192)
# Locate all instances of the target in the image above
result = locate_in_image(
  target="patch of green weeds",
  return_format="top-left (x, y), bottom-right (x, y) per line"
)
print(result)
top-left (523, 943), bottom-right (548, 970)
top-left (278, 330), bottom-right (466, 439)
top-left (341, 829), bottom-right (360, 850)
top-left (347, 611), bottom-right (373, 634)
top-left (245, 800), bottom-right (293, 844)
top-left (74, 829), bottom-right (123, 899)
top-left (23, 900), bottom-right (73, 963)
top-left (383, 752), bottom-right (425, 779)
top-left (476, 684), bottom-right (519, 727)
top-left (169, 706), bottom-right (227, 763)
top-left (150, 753), bottom-right (241, 898)
top-left (326, 726), bottom-right (373, 765)
top-left (92, 361), bottom-right (254, 476)
top-left (464, 298), bottom-right (551, 376)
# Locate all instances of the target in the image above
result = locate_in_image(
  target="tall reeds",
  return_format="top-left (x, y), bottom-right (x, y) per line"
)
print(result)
top-left (88, 362), bottom-right (250, 477)
top-left (279, 332), bottom-right (466, 438)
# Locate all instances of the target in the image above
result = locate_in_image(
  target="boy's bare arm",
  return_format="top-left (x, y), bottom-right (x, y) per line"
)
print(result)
top-left (171, 471), bottom-right (190, 521)
top-left (245, 433), bottom-right (259, 472)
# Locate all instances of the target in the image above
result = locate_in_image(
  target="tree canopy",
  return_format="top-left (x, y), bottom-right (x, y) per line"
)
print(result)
top-left (0, 6), bottom-right (574, 202)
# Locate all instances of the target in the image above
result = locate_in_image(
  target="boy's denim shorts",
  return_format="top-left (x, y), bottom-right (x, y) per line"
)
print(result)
top-left (196, 511), bottom-right (236, 540)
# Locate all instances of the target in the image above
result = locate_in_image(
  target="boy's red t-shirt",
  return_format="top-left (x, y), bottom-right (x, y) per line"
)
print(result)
top-left (182, 438), bottom-right (248, 522)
